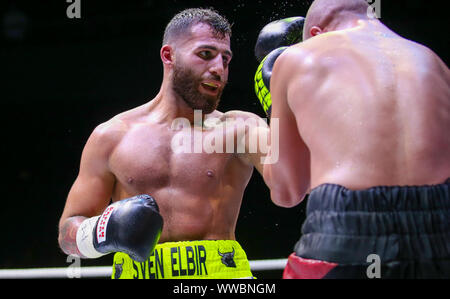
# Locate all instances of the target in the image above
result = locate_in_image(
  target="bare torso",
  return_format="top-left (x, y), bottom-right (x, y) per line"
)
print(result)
top-left (106, 103), bottom-right (253, 242)
top-left (57, 21), bottom-right (267, 257)
top-left (287, 21), bottom-right (450, 189)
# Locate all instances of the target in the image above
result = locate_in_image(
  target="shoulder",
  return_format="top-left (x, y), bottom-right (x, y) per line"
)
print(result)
top-left (221, 110), bottom-right (268, 125)
top-left (277, 32), bottom-right (345, 69)
top-left (82, 118), bottom-right (125, 161)
top-left (205, 109), bottom-right (262, 122)
top-left (272, 42), bottom-right (315, 82)
top-left (86, 104), bottom-right (147, 155)
top-left (92, 117), bottom-right (127, 143)
top-left (95, 102), bottom-right (151, 136)
top-left (220, 110), bottom-right (262, 120)
top-left (273, 34), bottom-right (349, 90)
top-left (409, 40), bottom-right (449, 77)
top-left (203, 110), bottom-right (268, 136)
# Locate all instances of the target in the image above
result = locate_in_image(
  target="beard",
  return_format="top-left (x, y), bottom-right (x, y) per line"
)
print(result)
top-left (172, 62), bottom-right (225, 114)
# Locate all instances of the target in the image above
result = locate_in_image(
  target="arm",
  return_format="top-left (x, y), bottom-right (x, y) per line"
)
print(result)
top-left (59, 120), bottom-right (163, 261)
top-left (252, 17), bottom-right (306, 188)
top-left (229, 110), bottom-right (270, 177)
top-left (263, 49), bottom-right (311, 207)
top-left (58, 123), bottom-right (116, 257)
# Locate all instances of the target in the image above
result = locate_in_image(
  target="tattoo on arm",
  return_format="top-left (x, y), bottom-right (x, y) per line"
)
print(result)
top-left (58, 216), bottom-right (87, 258)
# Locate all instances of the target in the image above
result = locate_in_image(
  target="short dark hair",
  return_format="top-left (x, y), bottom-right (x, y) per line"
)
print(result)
top-left (162, 8), bottom-right (232, 45)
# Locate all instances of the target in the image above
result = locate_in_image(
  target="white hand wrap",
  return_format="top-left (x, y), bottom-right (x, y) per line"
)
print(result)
top-left (75, 216), bottom-right (106, 259)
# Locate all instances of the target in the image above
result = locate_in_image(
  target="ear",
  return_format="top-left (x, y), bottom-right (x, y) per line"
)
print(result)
top-left (160, 45), bottom-right (174, 66)
top-left (310, 26), bottom-right (322, 37)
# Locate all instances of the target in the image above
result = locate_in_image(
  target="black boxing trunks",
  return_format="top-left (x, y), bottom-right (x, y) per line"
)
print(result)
top-left (283, 179), bottom-right (450, 279)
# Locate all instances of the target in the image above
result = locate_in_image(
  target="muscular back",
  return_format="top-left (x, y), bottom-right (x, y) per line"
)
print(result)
top-left (285, 21), bottom-right (450, 189)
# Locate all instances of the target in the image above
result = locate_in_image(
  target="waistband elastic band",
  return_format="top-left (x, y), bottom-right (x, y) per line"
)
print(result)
top-left (112, 240), bottom-right (254, 279)
top-left (295, 180), bottom-right (450, 264)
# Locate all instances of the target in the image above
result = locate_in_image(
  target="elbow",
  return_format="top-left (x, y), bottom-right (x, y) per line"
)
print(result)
top-left (57, 216), bottom-right (85, 257)
top-left (57, 234), bottom-right (67, 255)
top-left (57, 231), bottom-right (70, 256)
top-left (57, 225), bottom-right (70, 256)
top-left (270, 187), bottom-right (305, 208)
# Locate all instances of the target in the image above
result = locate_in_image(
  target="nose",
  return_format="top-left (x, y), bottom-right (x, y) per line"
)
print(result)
top-left (209, 55), bottom-right (226, 78)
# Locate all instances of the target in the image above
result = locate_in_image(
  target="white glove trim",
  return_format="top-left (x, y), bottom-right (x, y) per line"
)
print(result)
top-left (76, 216), bottom-right (106, 259)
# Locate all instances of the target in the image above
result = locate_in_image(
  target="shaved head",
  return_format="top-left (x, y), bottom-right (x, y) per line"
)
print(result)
top-left (303, 0), bottom-right (370, 39)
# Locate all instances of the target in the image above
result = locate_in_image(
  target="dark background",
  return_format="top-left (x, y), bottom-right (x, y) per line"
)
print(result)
top-left (1, 0), bottom-right (448, 278)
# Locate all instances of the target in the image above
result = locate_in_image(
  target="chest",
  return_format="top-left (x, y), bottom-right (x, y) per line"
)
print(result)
top-left (109, 124), bottom-right (236, 190)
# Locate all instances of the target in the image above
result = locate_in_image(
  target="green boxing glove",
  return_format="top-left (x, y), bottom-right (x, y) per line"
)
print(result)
top-left (254, 17), bottom-right (305, 117)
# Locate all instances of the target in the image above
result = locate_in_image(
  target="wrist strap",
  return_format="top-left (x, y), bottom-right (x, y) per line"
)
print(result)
top-left (76, 216), bottom-right (107, 259)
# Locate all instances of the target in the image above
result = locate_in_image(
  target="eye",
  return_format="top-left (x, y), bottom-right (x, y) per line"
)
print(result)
top-left (198, 50), bottom-right (212, 59)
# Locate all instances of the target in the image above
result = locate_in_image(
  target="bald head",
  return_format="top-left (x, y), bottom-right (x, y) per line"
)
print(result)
top-left (303, 0), bottom-right (371, 39)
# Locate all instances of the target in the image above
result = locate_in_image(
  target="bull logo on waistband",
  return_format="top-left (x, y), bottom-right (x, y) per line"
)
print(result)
top-left (218, 248), bottom-right (236, 268)
top-left (114, 259), bottom-right (124, 279)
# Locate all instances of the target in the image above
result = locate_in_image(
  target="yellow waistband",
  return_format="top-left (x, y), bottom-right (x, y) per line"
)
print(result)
top-left (112, 240), bottom-right (254, 279)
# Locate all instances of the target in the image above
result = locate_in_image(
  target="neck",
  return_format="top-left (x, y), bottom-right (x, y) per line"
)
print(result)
top-left (337, 18), bottom-right (399, 38)
top-left (148, 80), bottom-right (205, 126)
top-left (329, 17), bottom-right (362, 32)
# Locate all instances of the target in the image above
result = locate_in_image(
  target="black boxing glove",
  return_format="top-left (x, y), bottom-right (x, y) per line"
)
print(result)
top-left (254, 17), bottom-right (305, 117)
top-left (76, 194), bottom-right (163, 262)
top-left (254, 16), bottom-right (305, 63)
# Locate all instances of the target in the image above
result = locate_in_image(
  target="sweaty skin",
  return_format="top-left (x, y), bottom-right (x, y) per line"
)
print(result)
top-left (265, 19), bottom-right (450, 207)
top-left (58, 23), bottom-right (268, 257)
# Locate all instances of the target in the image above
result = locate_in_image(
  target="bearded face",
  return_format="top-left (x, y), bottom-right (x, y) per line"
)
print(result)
top-left (171, 55), bottom-right (226, 114)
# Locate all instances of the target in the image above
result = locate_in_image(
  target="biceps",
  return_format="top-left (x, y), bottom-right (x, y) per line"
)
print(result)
top-left (61, 166), bottom-right (115, 224)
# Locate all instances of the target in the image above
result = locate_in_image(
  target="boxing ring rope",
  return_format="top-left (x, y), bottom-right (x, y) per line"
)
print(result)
top-left (0, 258), bottom-right (287, 279)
